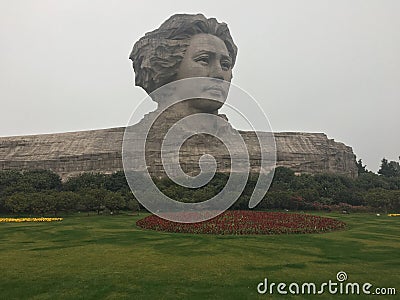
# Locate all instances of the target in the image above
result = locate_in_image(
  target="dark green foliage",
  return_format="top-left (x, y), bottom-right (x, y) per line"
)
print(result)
top-left (104, 171), bottom-right (130, 192)
top-left (289, 173), bottom-right (316, 190)
top-left (313, 173), bottom-right (353, 201)
top-left (378, 157), bottom-right (400, 177)
top-left (0, 169), bottom-right (144, 216)
top-left (0, 170), bottom-right (61, 196)
top-left (295, 188), bottom-right (319, 202)
top-left (0, 170), bottom-right (62, 213)
top-left (104, 192), bottom-right (126, 214)
top-left (63, 173), bottom-right (106, 191)
top-left (259, 190), bottom-right (293, 209)
top-left (55, 191), bottom-right (82, 212)
top-left (386, 176), bottom-right (400, 190)
top-left (78, 188), bottom-right (109, 215)
top-left (365, 188), bottom-right (400, 213)
top-left (270, 166), bottom-right (295, 190)
top-left (126, 197), bottom-right (140, 212)
top-left (154, 173), bottom-right (229, 203)
top-left (355, 172), bottom-right (389, 190)
top-left (253, 167), bottom-right (399, 211)
top-left (356, 158), bottom-right (368, 175)
top-left (22, 170), bottom-right (62, 191)
top-left (4, 193), bottom-right (31, 214)
top-left (30, 192), bottom-right (56, 215)
top-left (4, 191), bottom-right (82, 216)
top-left (0, 180), bottom-right (35, 207)
top-left (1, 162), bottom-right (400, 215)
top-left (0, 170), bottom-right (24, 197)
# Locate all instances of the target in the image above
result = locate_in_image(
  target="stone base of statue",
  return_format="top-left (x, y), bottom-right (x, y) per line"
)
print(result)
top-left (0, 126), bottom-right (357, 180)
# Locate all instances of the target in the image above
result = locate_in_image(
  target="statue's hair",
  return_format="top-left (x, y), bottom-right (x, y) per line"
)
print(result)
top-left (129, 13), bottom-right (238, 97)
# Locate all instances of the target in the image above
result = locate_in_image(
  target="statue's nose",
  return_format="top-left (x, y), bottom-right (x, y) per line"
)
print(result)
top-left (208, 62), bottom-right (224, 80)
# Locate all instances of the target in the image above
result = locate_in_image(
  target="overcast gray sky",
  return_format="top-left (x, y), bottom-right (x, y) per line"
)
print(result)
top-left (0, 0), bottom-right (399, 172)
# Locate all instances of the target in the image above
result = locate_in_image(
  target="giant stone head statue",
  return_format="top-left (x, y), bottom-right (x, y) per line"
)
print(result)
top-left (129, 14), bottom-right (237, 114)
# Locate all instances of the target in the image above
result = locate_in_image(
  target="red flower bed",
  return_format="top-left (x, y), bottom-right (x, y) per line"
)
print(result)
top-left (136, 211), bottom-right (346, 235)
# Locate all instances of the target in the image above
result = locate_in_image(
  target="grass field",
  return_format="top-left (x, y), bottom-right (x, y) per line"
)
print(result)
top-left (0, 212), bottom-right (399, 299)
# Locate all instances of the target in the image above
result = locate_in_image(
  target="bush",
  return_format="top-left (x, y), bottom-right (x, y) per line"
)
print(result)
top-left (4, 193), bottom-right (31, 214)
top-left (63, 173), bottom-right (106, 192)
top-left (365, 188), bottom-right (400, 213)
top-left (22, 170), bottom-right (62, 191)
top-left (104, 193), bottom-right (126, 214)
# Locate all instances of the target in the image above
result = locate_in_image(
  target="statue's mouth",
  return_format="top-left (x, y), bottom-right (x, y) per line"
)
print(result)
top-left (203, 85), bottom-right (227, 98)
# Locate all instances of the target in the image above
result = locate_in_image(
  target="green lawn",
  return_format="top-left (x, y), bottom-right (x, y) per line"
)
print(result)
top-left (0, 212), bottom-right (399, 299)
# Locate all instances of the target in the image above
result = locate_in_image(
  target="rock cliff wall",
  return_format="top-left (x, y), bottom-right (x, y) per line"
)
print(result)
top-left (0, 127), bottom-right (358, 179)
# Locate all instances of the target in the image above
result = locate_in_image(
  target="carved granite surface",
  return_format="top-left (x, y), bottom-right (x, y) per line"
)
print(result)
top-left (0, 127), bottom-right (358, 180)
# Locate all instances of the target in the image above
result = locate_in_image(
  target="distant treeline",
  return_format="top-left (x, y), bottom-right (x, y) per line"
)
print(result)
top-left (0, 165), bottom-right (399, 216)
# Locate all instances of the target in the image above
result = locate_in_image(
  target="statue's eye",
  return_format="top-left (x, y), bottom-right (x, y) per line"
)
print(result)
top-left (221, 60), bottom-right (231, 71)
top-left (195, 55), bottom-right (209, 64)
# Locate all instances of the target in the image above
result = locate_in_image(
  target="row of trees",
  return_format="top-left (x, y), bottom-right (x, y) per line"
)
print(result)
top-left (357, 157), bottom-right (400, 177)
top-left (0, 157), bottom-right (399, 216)
top-left (0, 170), bottom-right (140, 216)
top-left (4, 190), bottom-right (139, 216)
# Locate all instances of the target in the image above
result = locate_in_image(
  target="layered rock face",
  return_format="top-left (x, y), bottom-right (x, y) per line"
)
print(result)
top-left (0, 127), bottom-right (358, 179)
top-left (273, 132), bottom-right (357, 177)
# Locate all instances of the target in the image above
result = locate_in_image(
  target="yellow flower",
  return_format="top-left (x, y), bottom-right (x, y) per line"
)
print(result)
top-left (0, 217), bottom-right (63, 223)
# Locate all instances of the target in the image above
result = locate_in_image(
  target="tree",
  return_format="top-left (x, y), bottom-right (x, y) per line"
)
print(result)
top-left (104, 193), bottom-right (126, 214)
top-left (364, 189), bottom-right (400, 213)
top-left (52, 191), bottom-right (81, 216)
top-left (389, 190), bottom-right (400, 212)
top-left (0, 171), bottom-right (23, 195)
top-left (104, 171), bottom-right (129, 192)
top-left (126, 198), bottom-right (140, 213)
top-left (22, 170), bottom-right (62, 191)
top-left (355, 172), bottom-right (389, 190)
top-left (355, 159), bottom-right (368, 175)
top-left (30, 192), bottom-right (56, 215)
top-left (0, 170), bottom-right (61, 200)
top-left (313, 173), bottom-right (351, 203)
top-left (63, 173), bottom-right (106, 192)
top-left (296, 188), bottom-right (320, 202)
top-left (79, 188), bottom-right (108, 215)
top-left (260, 190), bottom-right (293, 209)
top-left (378, 158), bottom-right (400, 177)
top-left (4, 193), bottom-right (31, 214)
top-left (270, 167), bottom-right (295, 190)
top-left (0, 171), bottom-right (34, 197)
top-left (386, 176), bottom-right (400, 190)
top-left (365, 188), bottom-right (392, 213)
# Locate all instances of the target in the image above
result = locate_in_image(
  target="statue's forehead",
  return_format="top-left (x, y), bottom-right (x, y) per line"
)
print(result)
top-left (186, 33), bottom-right (229, 55)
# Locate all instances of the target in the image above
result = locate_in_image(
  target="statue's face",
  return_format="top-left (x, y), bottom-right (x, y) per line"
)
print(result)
top-left (175, 33), bottom-right (233, 113)
top-left (176, 33), bottom-right (232, 81)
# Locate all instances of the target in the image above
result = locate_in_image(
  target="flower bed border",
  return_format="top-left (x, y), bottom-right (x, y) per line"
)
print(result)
top-left (136, 211), bottom-right (346, 235)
